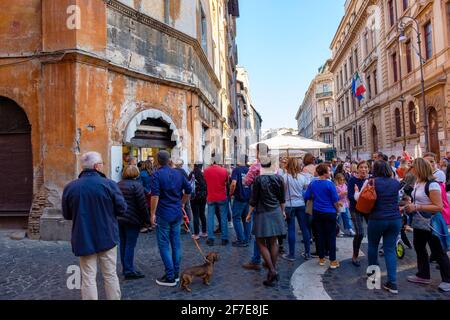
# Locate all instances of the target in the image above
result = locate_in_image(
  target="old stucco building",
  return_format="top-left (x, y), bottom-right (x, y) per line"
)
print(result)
top-left (0, 0), bottom-right (245, 239)
top-left (296, 61), bottom-right (335, 160)
top-left (330, 0), bottom-right (450, 160)
top-left (236, 66), bottom-right (262, 162)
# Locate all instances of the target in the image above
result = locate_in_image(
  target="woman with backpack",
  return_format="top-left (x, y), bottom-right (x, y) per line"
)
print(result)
top-left (355, 161), bottom-right (402, 294)
top-left (405, 158), bottom-right (450, 292)
top-left (189, 163), bottom-right (208, 240)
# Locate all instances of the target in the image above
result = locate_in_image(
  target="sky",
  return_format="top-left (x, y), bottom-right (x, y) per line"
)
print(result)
top-left (236, 0), bottom-right (346, 131)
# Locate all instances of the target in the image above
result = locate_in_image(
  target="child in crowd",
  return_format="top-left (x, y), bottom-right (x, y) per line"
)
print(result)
top-left (335, 174), bottom-right (356, 237)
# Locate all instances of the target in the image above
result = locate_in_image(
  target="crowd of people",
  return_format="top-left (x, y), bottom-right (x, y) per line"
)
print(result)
top-left (61, 147), bottom-right (450, 299)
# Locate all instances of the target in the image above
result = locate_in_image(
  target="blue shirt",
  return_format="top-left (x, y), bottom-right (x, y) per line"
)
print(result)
top-left (347, 176), bottom-right (367, 210)
top-left (150, 165), bottom-right (192, 223)
top-left (304, 179), bottom-right (339, 214)
top-left (231, 166), bottom-right (251, 202)
top-left (140, 170), bottom-right (151, 194)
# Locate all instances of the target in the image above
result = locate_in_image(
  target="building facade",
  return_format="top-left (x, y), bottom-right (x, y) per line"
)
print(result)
top-left (296, 61), bottom-right (335, 159)
top-left (236, 66), bottom-right (262, 162)
top-left (330, 0), bottom-right (450, 160)
top-left (0, 0), bottom-right (242, 239)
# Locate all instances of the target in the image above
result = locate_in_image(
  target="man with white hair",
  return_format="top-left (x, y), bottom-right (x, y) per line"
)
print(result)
top-left (62, 151), bottom-right (127, 300)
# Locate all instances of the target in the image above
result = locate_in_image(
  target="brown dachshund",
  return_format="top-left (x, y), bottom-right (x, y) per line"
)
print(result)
top-left (180, 252), bottom-right (219, 292)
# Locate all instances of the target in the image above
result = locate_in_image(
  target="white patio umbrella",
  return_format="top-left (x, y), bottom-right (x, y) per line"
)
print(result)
top-left (250, 134), bottom-right (332, 155)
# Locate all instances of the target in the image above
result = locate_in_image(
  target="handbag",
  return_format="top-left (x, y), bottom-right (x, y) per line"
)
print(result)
top-left (411, 184), bottom-right (432, 231)
top-left (356, 179), bottom-right (377, 215)
top-left (411, 211), bottom-right (432, 231)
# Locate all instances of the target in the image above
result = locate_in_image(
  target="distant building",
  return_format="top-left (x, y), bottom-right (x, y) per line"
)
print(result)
top-left (262, 128), bottom-right (298, 140)
top-left (236, 67), bottom-right (262, 162)
top-left (295, 61), bottom-right (335, 160)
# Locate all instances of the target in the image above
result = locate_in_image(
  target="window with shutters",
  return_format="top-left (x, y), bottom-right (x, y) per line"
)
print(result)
top-left (424, 22), bottom-right (433, 60)
top-left (408, 102), bottom-right (417, 134)
top-left (395, 108), bottom-right (402, 137)
top-left (406, 40), bottom-right (412, 73)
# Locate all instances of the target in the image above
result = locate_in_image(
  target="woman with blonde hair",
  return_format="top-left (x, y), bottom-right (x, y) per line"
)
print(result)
top-left (118, 165), bottom-right (150, 279)
top-left (405, 158), bottom-right (450, 292)
top-left (281, 157), bottom-right (311, 261)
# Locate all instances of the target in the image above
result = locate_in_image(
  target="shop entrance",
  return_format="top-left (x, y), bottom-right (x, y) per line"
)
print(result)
top-left (123, 117), bottom-right (176, 166)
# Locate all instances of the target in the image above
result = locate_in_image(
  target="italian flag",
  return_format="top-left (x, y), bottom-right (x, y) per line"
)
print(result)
top-left (352, 72), bottom-right (366, 101)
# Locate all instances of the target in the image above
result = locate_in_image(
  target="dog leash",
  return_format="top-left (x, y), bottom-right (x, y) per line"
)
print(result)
top-left (182, 207), bottom-right (208, 263)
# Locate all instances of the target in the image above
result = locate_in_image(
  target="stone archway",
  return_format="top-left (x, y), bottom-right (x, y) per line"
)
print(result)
top-left (123, 108), bottom-right (185, 162)
top-left (0, 96), bottom-right (33, 217)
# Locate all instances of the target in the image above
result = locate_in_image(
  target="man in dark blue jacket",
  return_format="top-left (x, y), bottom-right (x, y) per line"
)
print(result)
top-left (62, 151), bottom-right (127, 300)
top-left (150, 151), bottom-right (192, 287)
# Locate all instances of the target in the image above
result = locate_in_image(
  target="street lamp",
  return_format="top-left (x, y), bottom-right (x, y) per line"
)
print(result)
top-left (398, 16), bottom-right (429, 153)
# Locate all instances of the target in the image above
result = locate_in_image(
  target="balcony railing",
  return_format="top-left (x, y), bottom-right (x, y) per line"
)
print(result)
top-left (316, 91), bottom-right (333, 99)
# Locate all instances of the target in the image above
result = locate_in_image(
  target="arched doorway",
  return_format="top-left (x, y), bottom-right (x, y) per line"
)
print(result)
top-left (428, 107), bottom-right (440, 159)
top-left (372, 125), bottom-right (379, 153)
top-left (0, 97), bottom-right (33, 217)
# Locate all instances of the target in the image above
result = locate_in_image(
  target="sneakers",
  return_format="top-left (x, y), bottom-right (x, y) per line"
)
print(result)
top-left (311, 252), bottom-right (319, 258)
top-left (200, 232), bottom-right (208, 238)
top-left (383, 282), bottom-right (398, 294)
top-left (232, 240), bottom-right (248, 247)
top-left (347, 229), bottom-right (356, 237)
top-left (330, 261), bottom-right (340, 269)
top-left (281, 253), bottom-right (296, 262)
top-left (407, 275), bottom-right (431, 285)
top-left (156, 275), bottom-right (177, 287)
top-left (191, 234), bottom-right (200, 240)
top-left (438, 282), bottom-right (450, 292)
top-left (337, 231), bottom-right (344, 238)
top-left (352, 259), bottom-right (361, 267)
top-left (242, 262), bottom-right (262, 271)
top-left (124, 271), bottom-right (145, 280)
top-left (206, 239), bottom-right (214, 246)
top-left (319, 258), bottom-right (326, 266)
top-left (301, 252), bottom-right (311, 260)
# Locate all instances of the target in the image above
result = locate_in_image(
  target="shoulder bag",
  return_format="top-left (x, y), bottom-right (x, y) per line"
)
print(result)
top-left (356, 178), bottom-right (377, 215)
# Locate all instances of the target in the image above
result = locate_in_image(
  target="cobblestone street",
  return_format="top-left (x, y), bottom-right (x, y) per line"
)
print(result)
top-left (1, 227), bottom-right (449, 300)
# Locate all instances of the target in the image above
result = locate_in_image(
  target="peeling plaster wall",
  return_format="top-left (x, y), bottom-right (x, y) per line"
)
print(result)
top-left (0, 0), bottom-right (42, 55)
top-left (106, 7), bottom-right (219, 109)
top-left (117, 0), bottom-right (197, 38)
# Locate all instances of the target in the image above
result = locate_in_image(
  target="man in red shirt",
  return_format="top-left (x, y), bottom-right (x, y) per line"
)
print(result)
top-left (204, 154), bottom-right (230, 246)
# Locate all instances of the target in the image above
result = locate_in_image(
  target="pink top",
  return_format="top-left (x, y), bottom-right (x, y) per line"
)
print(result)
top-left (244, 160), bottom-right (261, 186)
top-left (336, 183), bottom-right (349, 208)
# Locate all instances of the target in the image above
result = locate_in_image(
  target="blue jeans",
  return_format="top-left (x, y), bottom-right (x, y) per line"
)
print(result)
top-left (118, 223), bottom-right (140, 275)
top-left (247, 213), bottom-right (261, 264)
top-left (207, 201), bottom-right (228, 241)
top-left (286, 206), bottom-right (305, 257)
top-left (156, 216), bottom-right (182, 280)
top-left (338, 207), bottom-right (354, 231)
top-left (232, 200), bottom-right (250, 242)
top-left (368, 219), bottom-right (402, 286)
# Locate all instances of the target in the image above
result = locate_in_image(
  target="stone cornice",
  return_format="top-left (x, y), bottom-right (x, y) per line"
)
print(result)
top-left (104, 0), bottom-right (222, 89)
top-left (37, 50), bottom-right (223, 121)
top-left (330, 0), bottom-right (374, 72)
